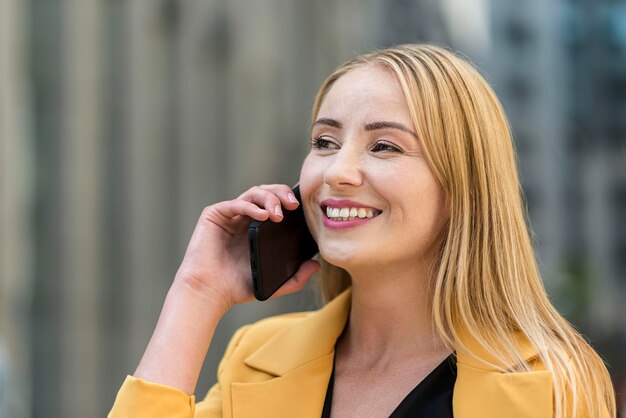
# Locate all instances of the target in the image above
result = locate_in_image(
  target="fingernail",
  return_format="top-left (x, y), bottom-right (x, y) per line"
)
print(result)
top-left (288, 193), bottom-right (298, 204)
top-left (275, 205), bottom-right (282, 216)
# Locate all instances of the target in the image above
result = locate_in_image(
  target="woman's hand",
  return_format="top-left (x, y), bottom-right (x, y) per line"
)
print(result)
top-left (133, 184), bottom-right (320, 395)
top-left (174, 184), bottom-right (321, 312)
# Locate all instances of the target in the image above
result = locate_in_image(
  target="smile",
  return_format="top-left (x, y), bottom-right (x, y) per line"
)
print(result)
top-left (323, 206), bottom-right (379, 221)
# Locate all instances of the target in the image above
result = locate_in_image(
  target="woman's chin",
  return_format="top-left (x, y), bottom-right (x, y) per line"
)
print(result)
top-left (318, 247), bottom-right (364, 273)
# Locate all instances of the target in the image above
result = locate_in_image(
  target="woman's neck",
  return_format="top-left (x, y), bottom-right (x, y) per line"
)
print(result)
top-left (336, 262), bottom-right (449, 368)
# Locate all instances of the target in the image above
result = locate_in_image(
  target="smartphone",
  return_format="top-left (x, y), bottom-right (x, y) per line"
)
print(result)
top-left (248, 185), bottom-right (319, 301)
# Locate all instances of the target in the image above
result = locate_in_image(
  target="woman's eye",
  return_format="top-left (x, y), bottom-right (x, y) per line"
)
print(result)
top-left (311, 137), bottom-right (338, 150)
top-left (371, 141), bottom-right (401, 153)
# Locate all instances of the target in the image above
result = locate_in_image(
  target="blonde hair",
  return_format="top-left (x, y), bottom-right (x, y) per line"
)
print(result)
top-left (311, 44), bottom-right (616, 418)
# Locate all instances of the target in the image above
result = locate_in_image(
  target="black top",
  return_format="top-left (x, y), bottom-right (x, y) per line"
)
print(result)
top-left (321, 354), bottom-right (456, 418)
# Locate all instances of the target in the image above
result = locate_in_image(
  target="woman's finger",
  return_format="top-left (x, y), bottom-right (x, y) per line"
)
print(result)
top-left (257, 184), bottom-right (300, 209)
top-left (238, 185), bottom-right (300, 220)
top-left (205, 200), bottom-right (270, 223)
top-left (237, 187), bottom-right (284, 221)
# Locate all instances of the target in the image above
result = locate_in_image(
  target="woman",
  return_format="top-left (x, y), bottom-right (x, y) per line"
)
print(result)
top-left (109, 44), bottom-right (616, 417)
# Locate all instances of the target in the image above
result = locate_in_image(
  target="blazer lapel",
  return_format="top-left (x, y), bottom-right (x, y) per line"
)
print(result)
top-left (231, 290), bottom-right (351, 418)
top-left (228, 289), bottom-right (553, 418)
top-left (231, 353), bottom-right (334, 418)
top-left (454, 330), bottom-right (553, 418)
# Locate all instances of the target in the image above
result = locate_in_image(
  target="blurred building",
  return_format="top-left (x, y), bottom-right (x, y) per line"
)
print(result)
top-left (2, 1), bottom-right (448, 417)
top-left (560, 0), bottom-right (626, 332)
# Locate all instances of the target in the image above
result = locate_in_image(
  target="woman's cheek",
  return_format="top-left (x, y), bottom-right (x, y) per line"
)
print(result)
top-left (298, 156), bottom-right (323, 198)
top-left (298, 159), bottom-right (312, 201)
top-left (298, 156), bottom-right (320, 240)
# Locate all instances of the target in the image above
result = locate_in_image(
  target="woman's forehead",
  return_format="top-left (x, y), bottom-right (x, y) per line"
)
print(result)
top-left (317, 65), bottom-right (412, 125)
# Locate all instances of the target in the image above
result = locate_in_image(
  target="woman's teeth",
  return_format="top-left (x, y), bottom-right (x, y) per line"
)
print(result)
top-left (325, 206), bottom-right (377, 221)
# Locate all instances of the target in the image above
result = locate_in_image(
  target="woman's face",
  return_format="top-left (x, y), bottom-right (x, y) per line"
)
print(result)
top-left (299, 64), bottom-right (449, 275)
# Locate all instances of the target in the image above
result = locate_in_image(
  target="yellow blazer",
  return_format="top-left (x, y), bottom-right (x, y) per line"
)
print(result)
top-left (110, 289), bottom-right (556, 418)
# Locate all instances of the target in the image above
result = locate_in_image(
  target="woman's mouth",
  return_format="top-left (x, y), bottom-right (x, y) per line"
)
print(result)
top-left (322, 205), bottom-right (380, 221)
top-left (320, 202), bottom-right (382, 229)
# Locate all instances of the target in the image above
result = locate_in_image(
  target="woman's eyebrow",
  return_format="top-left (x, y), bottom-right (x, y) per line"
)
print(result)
top-left (364, 121), bottom-right (417, 139)
top-left (312, 118), bottom-right (342, 129)
top-left (313, 118), bottom-right (417, 140)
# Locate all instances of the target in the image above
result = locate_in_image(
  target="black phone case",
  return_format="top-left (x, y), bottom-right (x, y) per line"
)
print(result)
top-left (248, 186), bottom-right (319, 301)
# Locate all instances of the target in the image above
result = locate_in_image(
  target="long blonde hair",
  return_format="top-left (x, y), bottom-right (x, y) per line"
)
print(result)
top-left (312, 44), bottom-right (616, 418)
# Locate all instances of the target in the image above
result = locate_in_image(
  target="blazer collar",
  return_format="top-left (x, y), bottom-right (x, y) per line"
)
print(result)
top-left (244, 288), bottom-right (352, 376)
top-left (244, 288), bottom-right (541, 374)
top-left (455, 327), bottom-right (540, 371)
top-left (236, 288), bottom-right (552, 418)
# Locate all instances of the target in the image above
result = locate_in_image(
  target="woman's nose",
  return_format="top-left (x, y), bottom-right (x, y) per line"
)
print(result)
top-left (323, 146), bottom-right (364, 189)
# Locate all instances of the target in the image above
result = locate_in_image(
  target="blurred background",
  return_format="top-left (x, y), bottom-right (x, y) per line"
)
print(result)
top-left (0, 0), bottom-right (624, 416)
